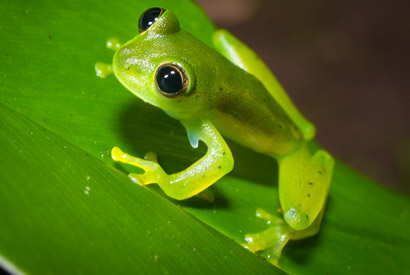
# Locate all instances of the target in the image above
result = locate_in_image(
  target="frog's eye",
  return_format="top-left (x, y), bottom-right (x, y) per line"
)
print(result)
top-left (155, 63), bottom-right (188, 98)
top-left (139, 8), bottom-right (166, 33)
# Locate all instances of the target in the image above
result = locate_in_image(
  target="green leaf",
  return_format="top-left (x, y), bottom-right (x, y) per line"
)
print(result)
top-left (1, 0), bottom-right (409, 274)
top-left (0, 102), bottom-right (280, 274)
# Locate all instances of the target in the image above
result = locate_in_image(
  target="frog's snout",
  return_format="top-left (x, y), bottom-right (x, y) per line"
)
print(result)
top-left (112, 46), bottom-right (135, 76)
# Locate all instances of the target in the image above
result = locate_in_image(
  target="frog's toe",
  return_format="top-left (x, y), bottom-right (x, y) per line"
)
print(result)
top-left (255, 208), bottom-right (283, 224)
top-left (106, 37), bottom-right (121, 51)
top-left (111, 146), bottom-right (123, 161)
top-left (242, 225), bottom-right (290, 267)
top-left (129, 170), bottom-right (161, 186)
top-left (243, 232), bottom-right (271, 252)
top-left (144, 151), bottom-right (158, 163)
top-left (128, 173), bottom-right (146, 186)
top-left (95, 62), bottom-right (113, 78)
top-left (243, 208), bottom-right (299, 266)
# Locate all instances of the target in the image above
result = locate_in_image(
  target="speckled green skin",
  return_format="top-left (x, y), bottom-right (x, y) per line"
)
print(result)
top-left (109, 9), bottom-right (334, 265)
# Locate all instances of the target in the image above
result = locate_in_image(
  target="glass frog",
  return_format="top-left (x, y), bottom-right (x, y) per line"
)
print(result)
top-left (95, 8), bottom-right (334, 266)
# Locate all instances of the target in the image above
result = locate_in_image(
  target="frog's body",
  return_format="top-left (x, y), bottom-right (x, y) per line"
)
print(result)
top-left (204, 56), bottom-right (302, 157)
top-left (96, 8), bottom-right (334, 265)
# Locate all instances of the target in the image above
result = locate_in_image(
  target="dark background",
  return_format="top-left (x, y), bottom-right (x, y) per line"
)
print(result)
top-left (197, 0), bottom-right (410, 194)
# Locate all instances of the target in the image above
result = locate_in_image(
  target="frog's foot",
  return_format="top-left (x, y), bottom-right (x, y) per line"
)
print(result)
top-left (112, 147), bottom-right (166, 186)
top-left (95, 62), bottom-right (113, 78)
top-left (242, 208), bottom-right (292, 266)
top-left (95, 37), bottom-right (121, 78)
top-left (106, 37), bottom-right (121, 51)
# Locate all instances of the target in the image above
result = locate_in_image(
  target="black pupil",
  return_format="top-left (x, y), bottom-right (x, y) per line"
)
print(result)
top-left (156, 66), bottom-right (183, 96)
top-left (139, 8), bottom-right (164, 33)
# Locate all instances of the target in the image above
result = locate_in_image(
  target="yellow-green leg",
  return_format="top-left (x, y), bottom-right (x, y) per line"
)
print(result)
top-left (111, 120), bottom-right (234, 200)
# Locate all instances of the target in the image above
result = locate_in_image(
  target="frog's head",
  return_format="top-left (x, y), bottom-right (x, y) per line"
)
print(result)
top-left (113, 8), bottom-right (210, 120)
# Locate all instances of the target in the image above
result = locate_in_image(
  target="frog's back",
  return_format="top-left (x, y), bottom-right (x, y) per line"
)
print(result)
top-left (202, 55), bottom-right (303, 157)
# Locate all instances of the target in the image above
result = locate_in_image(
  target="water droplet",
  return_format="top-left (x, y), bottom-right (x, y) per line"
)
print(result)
top-left (84, 186), bottom-right (91, 195)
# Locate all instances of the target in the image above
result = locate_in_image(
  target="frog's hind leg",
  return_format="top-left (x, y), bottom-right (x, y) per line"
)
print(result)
top-left (278, 143), bottom-right (334, 230)
top-left (243, 145), bottom-right (333, 265)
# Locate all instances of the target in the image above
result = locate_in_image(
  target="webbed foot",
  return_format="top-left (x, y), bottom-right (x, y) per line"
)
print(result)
top-left (95, 62), bottom-right (113, 78)
top-left (243, 207), bottom-right (325, 266)
top-left (242, 208), bottom-right (292, 266)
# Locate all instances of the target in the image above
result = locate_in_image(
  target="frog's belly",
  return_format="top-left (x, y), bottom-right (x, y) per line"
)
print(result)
top-left (210, 110), bottom-right (302, 157)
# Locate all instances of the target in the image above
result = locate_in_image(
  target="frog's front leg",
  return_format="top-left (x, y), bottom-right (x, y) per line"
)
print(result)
top-left (112, 120), bottom-right (234, 200)
top-left (95, 37), bottom-right (122, 78)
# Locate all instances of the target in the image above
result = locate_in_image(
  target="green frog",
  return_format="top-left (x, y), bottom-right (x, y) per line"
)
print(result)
top-left (95, 7), bottom-right (334, 265)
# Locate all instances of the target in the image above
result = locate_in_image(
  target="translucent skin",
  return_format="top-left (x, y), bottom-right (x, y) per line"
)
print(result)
top-left (104, 9), bottom-right (334, 265)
